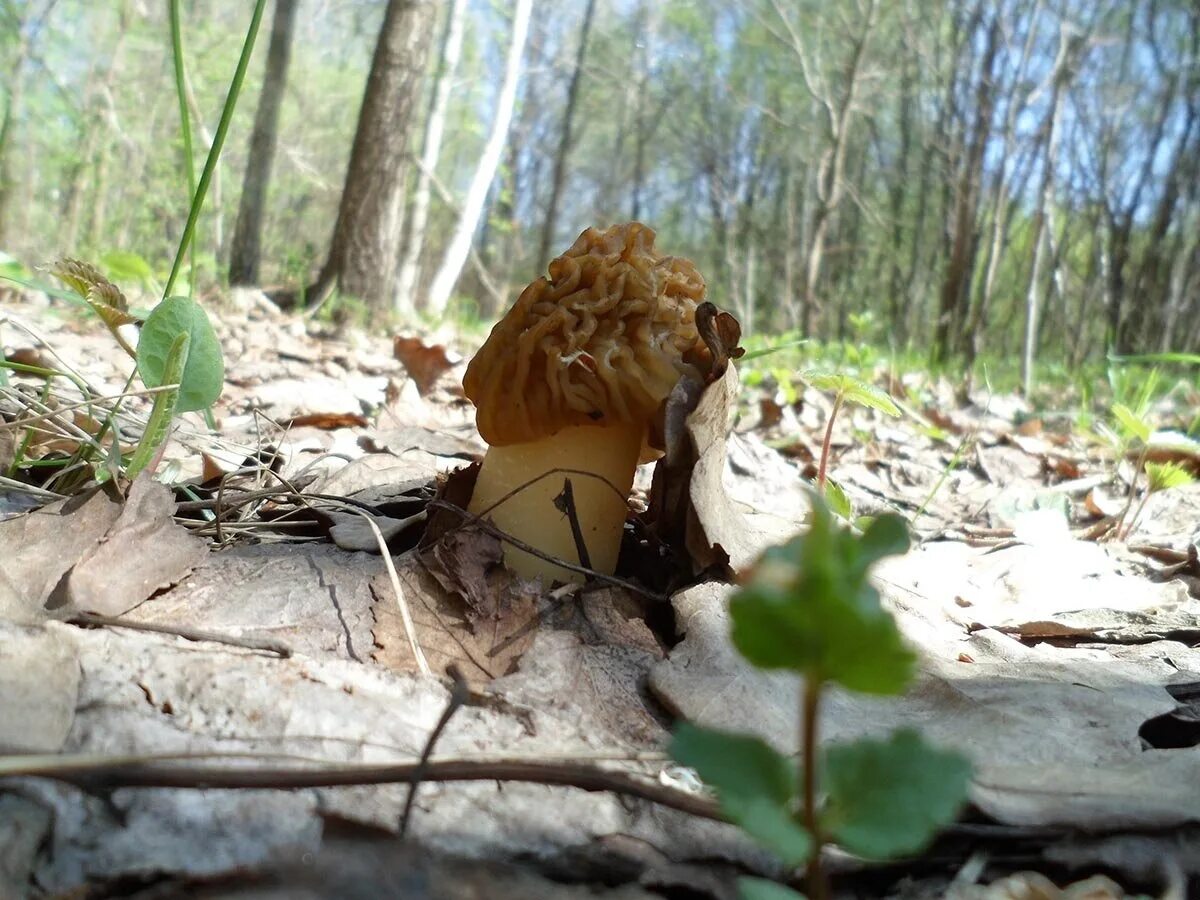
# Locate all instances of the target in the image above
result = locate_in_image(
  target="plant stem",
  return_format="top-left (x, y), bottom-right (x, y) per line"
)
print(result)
top-left (801, 675), bottom-right (828, 900)
top-left (1124, 490), bottom-right (1153, 541)
top-left (816, 388), bottom-right (845, 496)
top-left (168, 0), bottom-right (197, 296)
top-left (1114, 445), bottom-right (1149, 541)
top-left (163, 0), bottom-right (268, 301)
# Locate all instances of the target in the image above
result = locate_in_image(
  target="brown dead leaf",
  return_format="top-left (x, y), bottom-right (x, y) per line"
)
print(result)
top-left (0, 622), bottom-right (80, 753)
top-left (124, 542), bottom-right (381, 661)
top-left (687, 302), bottom-right (744, 381)
top-left (0, 484), bottom-right (124, 618)
top-left (371, 554), bottom-right (538, 682)
top-left (757, 396), bottom-right (783, 430)
top-left (1044, 455), bottom-right (1082, 481)
top-left (420, 524), bottom-right (506, 618)
top-left (393, 334), bottom-right (460, 395)
top-left (51, 475), bottom-right (208, 616)
top-left (648, 365), bottom-right (799, 574)
top-left (281, 411), bottom-right (370, 430)
top-left (1086, 486), bottom-right (1125, 518)
top-left (5, 347), bottom-right (52, 370)
top-left (495, 626), bottom-right (667, 748)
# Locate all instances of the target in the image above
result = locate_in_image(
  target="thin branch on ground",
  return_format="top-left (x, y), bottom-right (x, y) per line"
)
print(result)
top-left (4, 753), bottom-right (723, 822)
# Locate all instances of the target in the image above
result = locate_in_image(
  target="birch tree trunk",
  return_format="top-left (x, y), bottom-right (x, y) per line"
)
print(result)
top-left (393, 0), bottom-right (467, 315)
top-left (229, 0), bottom-right (300, 286)
top-left (424, 0), bottom-right (532, 318)
top-left (1021, 29), bottom-right (1070, 397)
top-left (0, 0), bottom-right (59, 247)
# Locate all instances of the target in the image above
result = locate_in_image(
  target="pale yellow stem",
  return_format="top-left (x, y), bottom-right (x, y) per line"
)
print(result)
top-left (467, 423), bottom-right (642, 584)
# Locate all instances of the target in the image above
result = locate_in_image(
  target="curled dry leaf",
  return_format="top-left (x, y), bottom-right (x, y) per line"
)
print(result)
top-left (281, 411), bottom-right (370, 430)
top-left (371, 554), bottom-right (539, 683)
top-left (393, 334), bottom-right (461, 396)
top-left (51, 474), bottom-right (209, 617)
top-left (648, 365), bottom-right (803, 575)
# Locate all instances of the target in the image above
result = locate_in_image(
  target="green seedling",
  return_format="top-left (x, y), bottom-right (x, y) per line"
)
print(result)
top-left (2, 2), bottom-right (261, 488)
top-left (46, 263), bottom-right (225, 481)
top-left (671, 497), bottom-right (971, 900)
top-left (1123, 460), bottom-right (1196, 539)
top-left (803, 372), bottom-right (900, 497)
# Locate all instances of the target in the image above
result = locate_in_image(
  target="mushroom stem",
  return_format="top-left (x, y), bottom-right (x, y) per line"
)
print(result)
top-left (467, 423), bottom-right (642, 584)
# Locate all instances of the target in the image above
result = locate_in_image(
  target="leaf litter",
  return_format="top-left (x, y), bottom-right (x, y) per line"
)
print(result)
top-left (2, 288), bottom-right (1200, 897)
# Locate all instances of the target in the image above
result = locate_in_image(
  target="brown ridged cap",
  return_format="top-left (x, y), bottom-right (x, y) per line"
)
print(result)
top-left (463, 222), bottom-right (707, 446)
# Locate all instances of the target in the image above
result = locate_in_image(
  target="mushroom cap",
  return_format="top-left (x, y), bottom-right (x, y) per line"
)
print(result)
top-left (464, 222), bottom-right (708, 446)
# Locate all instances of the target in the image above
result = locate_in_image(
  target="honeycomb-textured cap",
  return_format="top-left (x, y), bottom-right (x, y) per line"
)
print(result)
top-left (464, 222), bottom-right (707, 446)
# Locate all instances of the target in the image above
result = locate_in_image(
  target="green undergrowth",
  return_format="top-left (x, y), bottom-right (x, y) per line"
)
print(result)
top-left (670, 496), bottom-right (972, 900)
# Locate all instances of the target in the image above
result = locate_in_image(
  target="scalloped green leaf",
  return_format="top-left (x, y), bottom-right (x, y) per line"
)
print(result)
top-left (1111, 403), bottom-right (1151, 444)
top-left (825, 478), bottom-right (852, 520)
top-left (804, 372), bottom-right (900, 416)
top-left (822, 730), bottom-right (971, 859)
top-left (730, 496), bottom-right (915, 693)
top-left (671, 723), bottom-right (810, 866)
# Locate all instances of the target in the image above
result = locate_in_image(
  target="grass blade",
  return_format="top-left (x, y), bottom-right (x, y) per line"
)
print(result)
top-left (163, 0), bottom-right (268, 301)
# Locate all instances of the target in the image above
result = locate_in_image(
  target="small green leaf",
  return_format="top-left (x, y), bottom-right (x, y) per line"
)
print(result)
top-left (1111, 403), bottom-right (1151, 444)
top-left (804, 372), bottom-right (901, 416)
top-left (670, 724), bottom-right (810, 866)
top-left (858, 514), bottom-right (910, 564)
top-left (1146, 461), bottom-right (1195, 493)
top-left (825, 478), bottom-right (852, 520)
top-left (137, 296), bottom-right (224, 412)
top-left (739, 876), bottom-right (807, 900)
top-left (730, 498), bottom-right (916, 693)
top-left (822, 730), bottom-right (971, 859)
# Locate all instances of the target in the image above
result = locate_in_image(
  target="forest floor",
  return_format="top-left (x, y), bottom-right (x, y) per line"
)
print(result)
top-left (2, 287), bottom-right (1200, 899)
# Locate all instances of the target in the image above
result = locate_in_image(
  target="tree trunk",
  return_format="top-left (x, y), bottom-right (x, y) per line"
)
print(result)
top-left (536, 0), bottom-right (598, 270)
top-left (311, 0), bottom-right (436, 313)
top-left (0, 0), bottom-right (52, 248)
top-left (1021, 29), bottom-right (1068, 398)
top-left (773, 0), bottom-right (878, 336)
top-left (229, 0), bottom-right (300, 286)
top-left (393, 0), bottom-right (467, 315)
top-left (424, 0), bottom-right (532, 317)
top-left (933, 8), bottom-right (998, 364)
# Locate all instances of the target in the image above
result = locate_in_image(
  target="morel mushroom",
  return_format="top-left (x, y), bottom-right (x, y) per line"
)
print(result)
top-left (462, 222), bottom-right (708, 584)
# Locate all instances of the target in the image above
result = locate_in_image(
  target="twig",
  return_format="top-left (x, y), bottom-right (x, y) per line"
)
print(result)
top-left (68, 611), bottom-right (291, 658)
top-left (400, 664), bottom-right (469, 836)
top-left (430, 499), bottom-right (666, 603)
top-left (553, 477), bottom-right (592, 570)
top-left (475, 466), bottom-right (629, 519)
top-left (6, 753), bottom-right (723, 822)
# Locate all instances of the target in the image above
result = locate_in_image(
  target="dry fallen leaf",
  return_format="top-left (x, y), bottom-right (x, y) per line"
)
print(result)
top-left (371, 554), bottom-right (539, 682)
top-left (52, 474), bottom-right (209, 617)
top-left (0, 483), bottom-right (124, 618)
top-left (281, 411), bottom-right (370, 430)
top-left (648, 365), bottom-right (805, 575)
top-left (393, 334), bottom-right (461, 395)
